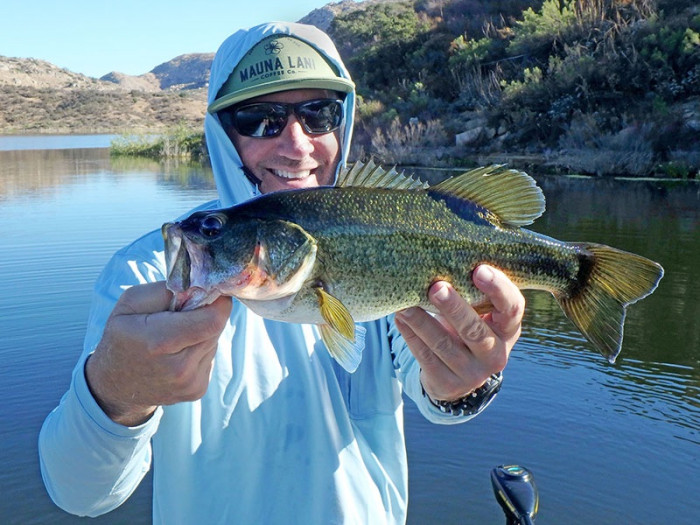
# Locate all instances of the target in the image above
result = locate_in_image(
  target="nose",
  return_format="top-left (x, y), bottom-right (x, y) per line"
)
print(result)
top-left (277, 115), bottom-right (314, 158)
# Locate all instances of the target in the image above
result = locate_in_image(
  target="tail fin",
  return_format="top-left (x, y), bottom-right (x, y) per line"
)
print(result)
top-left (558, 244), bottom-right (664, 363)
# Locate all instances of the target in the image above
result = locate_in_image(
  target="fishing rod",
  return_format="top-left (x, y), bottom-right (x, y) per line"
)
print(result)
top-left (491, 465), bottom-right (539, 525)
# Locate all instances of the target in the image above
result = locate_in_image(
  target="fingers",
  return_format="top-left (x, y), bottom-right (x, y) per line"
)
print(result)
top-left (395, 265), bottom-right (525, 401)
top-left (472, 265), bottom-right (524, 342)
top-left (159, 295), bottom-right (232, 353)
top-left (113, 281), bottom-right (173, 315)
top-left (428, 281), bottom-right (496, 362)
top-left (88, 283), bottom-right (232, 424)
top-left (111, 283), bottom-right (232, 355)
top-left (161, 337), bottom-right (220, 403)
top-left (394, 306), bottom-right (461, 369)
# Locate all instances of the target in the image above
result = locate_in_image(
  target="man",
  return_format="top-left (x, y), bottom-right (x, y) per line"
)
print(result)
top-left (39, 22), bottom-right (523, 523)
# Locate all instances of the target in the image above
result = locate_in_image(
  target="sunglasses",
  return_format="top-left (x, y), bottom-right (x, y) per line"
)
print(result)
top-left (218, 98), bottom-right (344, 138)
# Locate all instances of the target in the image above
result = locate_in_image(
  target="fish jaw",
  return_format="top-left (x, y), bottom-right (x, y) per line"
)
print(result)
top-left (162, 222), bottom-right (228, 311)
top-left (170, 287), bottom-right (222, 312)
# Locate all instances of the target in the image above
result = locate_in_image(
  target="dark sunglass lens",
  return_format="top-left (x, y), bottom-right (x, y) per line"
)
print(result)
top-left (297, 100), bottom-right (342, 134)
top-left (234, 104), bottom-right (287, 137)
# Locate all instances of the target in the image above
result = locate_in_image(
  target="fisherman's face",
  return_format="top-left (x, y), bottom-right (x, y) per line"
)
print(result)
top-left (226, 88), bottom-right (342, 194)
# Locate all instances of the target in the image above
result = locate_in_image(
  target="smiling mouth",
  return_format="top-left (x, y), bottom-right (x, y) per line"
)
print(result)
top-left (271, 168), bottom-right (315, 180)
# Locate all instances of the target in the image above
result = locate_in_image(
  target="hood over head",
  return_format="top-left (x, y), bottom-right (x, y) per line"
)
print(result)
top-left (204, 22), bottom-right (356, 207)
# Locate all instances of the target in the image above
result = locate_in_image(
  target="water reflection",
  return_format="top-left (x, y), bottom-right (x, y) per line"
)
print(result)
top-left (522, 277), bottom-right (700, 442)
top-left (0, 149), bottom-right (216, 201)
top-left (0, 148), bottom-right (110, 199)
top-left (531, 176), bottom-right (699, 370)
top-left (519, 322), bottom-right (700, 442)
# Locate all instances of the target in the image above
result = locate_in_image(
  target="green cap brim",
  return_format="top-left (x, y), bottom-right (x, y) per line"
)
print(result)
top-left (208, 77), bottom-right (353, 114)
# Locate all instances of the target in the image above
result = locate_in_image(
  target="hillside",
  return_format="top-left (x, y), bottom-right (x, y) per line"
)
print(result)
top-left (0, 53), bottom-right (212, 133)
top-left (323, 0), bottom-right (699, 176)
top-left (0, 0), bottom-right (369, 135)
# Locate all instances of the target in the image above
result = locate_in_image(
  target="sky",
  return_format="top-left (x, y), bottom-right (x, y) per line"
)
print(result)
top-left (0, 0), bottom-right (363, 78)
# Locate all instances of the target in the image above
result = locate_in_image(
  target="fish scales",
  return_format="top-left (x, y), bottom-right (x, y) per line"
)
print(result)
top-left (162, 163), bottom-right (664, 372)
top-left (248, 186), bottom-right (581, 320)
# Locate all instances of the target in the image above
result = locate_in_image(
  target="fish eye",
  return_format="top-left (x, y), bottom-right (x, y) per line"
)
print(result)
top-left (200, 214), bottom-right (226, 237)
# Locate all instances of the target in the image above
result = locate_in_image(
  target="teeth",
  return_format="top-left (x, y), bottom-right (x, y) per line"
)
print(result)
top-left (273, 169), bottom-right (311, 179)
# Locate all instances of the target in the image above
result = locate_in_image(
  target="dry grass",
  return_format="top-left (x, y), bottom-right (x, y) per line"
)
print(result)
top-left (370, 118), bottom-right (450, 165)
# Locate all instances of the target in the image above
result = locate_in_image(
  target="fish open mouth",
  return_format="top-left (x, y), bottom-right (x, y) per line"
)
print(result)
top-left (162, 222), bottom-right (222, 311)
top-left (162, 223), bottom-right (190, 291)
top-left (170, 287), bottom-right (222, 312)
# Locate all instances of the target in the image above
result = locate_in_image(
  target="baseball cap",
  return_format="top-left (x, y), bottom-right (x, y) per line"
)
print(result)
top-left (208, 35), bottom-right (355, 114)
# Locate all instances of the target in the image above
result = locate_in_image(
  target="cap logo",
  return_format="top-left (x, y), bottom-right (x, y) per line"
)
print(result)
top-left (265, 40), bottom-right (283, 55)
top-left (239, 40), bottom-right (319, 84)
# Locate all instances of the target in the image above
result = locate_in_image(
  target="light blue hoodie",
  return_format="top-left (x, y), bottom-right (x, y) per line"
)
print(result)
top-left (39, 22), bottom-right (474, 524)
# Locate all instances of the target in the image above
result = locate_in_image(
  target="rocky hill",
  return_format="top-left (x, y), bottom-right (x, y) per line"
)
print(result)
top-left (299, 0), bottom-right (397, 31)
top-left (100, 53), bottom-right (214, 91)
top-left (0, 56), bottom-right (117, 91)
top-left (0, 0), bottom-right (411, 135)
top-left (0, 53), bottom-right (212, 134)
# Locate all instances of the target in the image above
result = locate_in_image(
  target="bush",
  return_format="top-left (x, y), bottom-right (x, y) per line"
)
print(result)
top-left (370, 117), bottom-right (449, 165)
top-left (556, 113), bottom-right (655, 176)
top-left (111, 123), bottom-right (206, 161)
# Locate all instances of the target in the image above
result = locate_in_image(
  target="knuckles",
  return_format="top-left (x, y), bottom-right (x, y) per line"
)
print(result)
top-left (461, 317), bottom-right (490, 343)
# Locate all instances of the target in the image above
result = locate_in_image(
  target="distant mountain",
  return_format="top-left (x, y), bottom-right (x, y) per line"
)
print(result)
top-left (0, 52), bottom-right (215, 93)
top-left (98, 71), bottom-right (161, 92)
top-left (0, 53), bottom-right (209, 134)
top-left (149, 53), bottom-right (214, 90)
top-left (0, 56), bottom-right (117, 91)
top-left (100, 53), bottom-right (215, 92)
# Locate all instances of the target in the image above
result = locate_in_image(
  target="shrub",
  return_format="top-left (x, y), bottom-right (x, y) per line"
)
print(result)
top-left (370, 117), bottom-right (449, 165)
top-left (111, 123), bottom-right (206, 161)
top-left (556, 113), bottom-right (655, 176)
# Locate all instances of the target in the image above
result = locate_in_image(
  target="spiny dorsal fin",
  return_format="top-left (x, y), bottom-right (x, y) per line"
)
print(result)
top-left (336, 160), bottom-right (429, 190)
top-left (431, 165), bottom-right (545, 226)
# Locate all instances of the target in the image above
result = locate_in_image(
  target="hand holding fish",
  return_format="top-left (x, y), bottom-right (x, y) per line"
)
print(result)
top-left (85, 282), bottom-right (232, 426)
top-left (394, 266), bottom-right (522, 402)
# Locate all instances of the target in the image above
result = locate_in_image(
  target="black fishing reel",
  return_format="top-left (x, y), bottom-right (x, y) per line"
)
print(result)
top-left (491, 465), bottom-right (539, 525)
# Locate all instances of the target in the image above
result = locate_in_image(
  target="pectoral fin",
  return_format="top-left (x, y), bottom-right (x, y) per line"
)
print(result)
top-left (315, 287), bottom-right (363, 372)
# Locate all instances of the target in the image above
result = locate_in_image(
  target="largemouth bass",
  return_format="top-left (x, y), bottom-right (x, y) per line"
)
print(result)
top-left (162, 162), bottom-right (664, 372)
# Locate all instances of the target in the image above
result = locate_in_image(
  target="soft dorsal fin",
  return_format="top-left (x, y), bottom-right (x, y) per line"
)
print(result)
top-left (336, 160), bottom-right (429, 190)
top-left (431, 165), bottom-right (545, 226)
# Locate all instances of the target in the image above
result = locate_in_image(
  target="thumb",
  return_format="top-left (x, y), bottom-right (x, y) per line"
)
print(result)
top-left (113, 281), bottom-right (174, 316)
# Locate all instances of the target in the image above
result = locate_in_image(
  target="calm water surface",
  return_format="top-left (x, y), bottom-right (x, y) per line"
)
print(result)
top-left (0, 139), bottom-right (697, 524)
top-left (0, 134), bottom-right (117, 151)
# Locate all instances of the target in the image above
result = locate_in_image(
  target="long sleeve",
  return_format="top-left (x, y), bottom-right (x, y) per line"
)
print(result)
top-left (38, 356), bottom-right (162, 516)
top-left (38, 229), bottom-right (166, 516)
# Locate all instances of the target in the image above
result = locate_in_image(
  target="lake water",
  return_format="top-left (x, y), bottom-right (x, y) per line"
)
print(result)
top-left (0, 137), bottom-right (697, 524)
